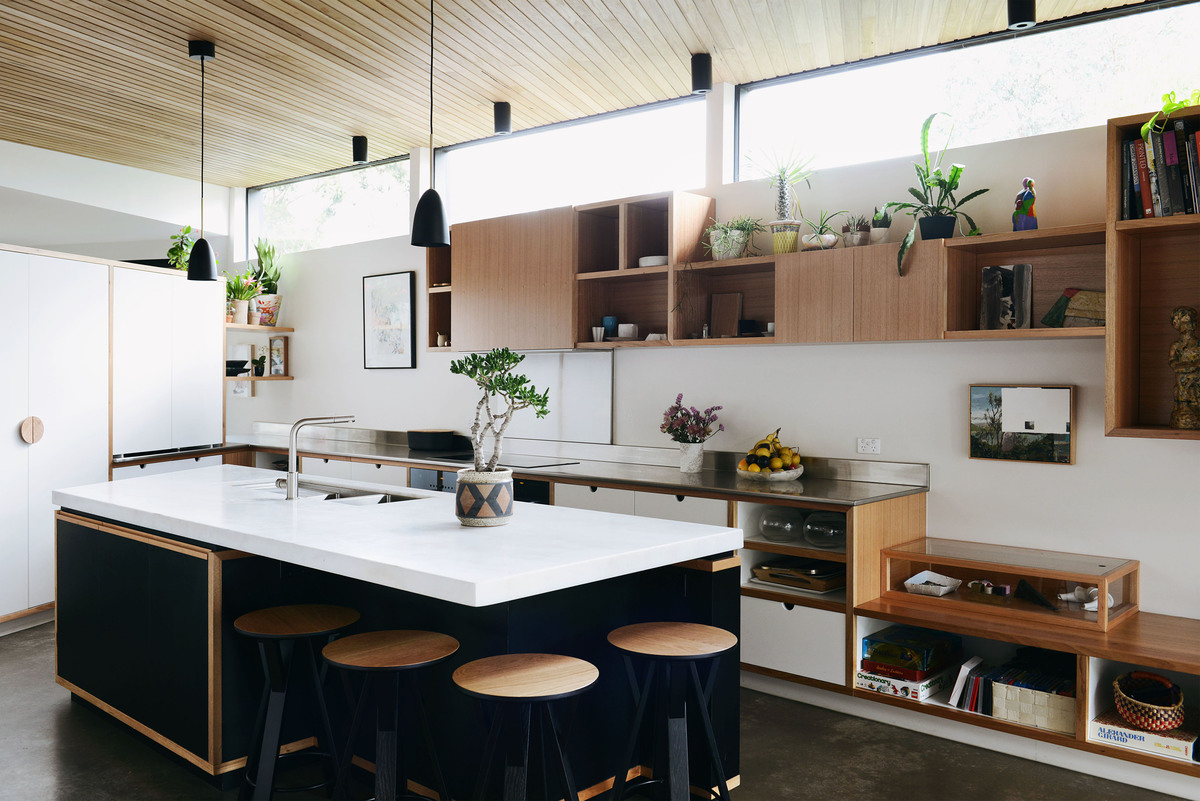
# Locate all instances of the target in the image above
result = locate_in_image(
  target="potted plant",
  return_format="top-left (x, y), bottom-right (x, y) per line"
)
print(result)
top-left (841, 214), bottom-right (871, 247)
top-left (870, 205), bottom-right (891, 244)
top-left (224, 268), bottom-right (262, 325)
top-left (251, 355), bottom-right (266, 376)
top-left (251, 238), bottom-right (284, 326)
top-left (449, 347), bottom-right (550, 526)
top-left (660, 393), bottom-right (724, 473)
top-left (704, 216), bottom-right (764, 261)
top-left (801, 209), bottom-right (845, 250)
top-left (166, 226), bottom-right (195, 271)
top-left (886, 112), bottom-right (989, 275)
top-left (746, 151), bottom-right (815, 254)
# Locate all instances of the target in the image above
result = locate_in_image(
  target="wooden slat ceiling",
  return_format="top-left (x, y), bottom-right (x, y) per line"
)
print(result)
top-left (0, 0), bottom-right (1150, 188)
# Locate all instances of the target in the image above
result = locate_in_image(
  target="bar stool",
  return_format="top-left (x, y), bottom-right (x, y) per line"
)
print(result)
top-left (322, 630), bottom-right (459, 801)
top-left (235, 603), bottom-right (360, 800)
top-left (607, 621), bottom-right (737, 801)
top-left (452, 653), bottom-right (598, 801)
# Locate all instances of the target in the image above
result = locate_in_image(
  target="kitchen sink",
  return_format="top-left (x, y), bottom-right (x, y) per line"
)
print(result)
top-left (233, 480), bottom-right (419, 504)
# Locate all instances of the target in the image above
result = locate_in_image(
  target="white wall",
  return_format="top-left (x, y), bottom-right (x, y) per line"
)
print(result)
top-left (225, 123), bottom-right (1200, 623)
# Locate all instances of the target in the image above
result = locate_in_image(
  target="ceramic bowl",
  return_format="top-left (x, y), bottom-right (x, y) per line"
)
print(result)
top-left (736, 465), bottom-right (804, 482)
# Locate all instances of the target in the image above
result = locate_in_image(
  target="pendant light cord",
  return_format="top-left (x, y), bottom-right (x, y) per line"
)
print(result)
top-left (429, 0), bottom-right (435, 190)
top-left (200, 57), bottom-right (206, 238)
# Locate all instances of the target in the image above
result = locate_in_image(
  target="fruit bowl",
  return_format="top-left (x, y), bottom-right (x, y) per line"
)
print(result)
top-left (736, 465), bottom-right (804, 482)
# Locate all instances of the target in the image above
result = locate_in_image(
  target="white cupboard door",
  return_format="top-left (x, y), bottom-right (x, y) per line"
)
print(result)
top-left (741, 596), bottom-right (846, 684)
top-left (551, 482), bottom-right (636, 514)
top-left (0, 251), bottom-right (31, 616)
top-left (633, 491), bottom-right (729, 526)
top-left (112, 269), bottom-right (172, 455)
top-left (27, 256), bottom-right (110, 607)
top-left (171, 278), bottom-right (223, 449)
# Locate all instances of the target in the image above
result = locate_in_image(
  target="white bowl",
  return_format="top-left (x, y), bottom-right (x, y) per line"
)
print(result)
top-left (736, 465), bottom-right (804, 482)
top-left (638, 255), bottom-right (668, 267)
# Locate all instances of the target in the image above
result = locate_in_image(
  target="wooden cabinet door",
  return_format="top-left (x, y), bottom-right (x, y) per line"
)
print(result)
top-left (853, 241), bottom-right (944, 342)
top-left (452, 207), bottom-right (574, 351)
top-left (775, 249), bottom-right (853, 343)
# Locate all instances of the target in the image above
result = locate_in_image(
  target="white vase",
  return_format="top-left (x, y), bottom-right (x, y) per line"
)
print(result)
top-left (231, 299), bottom-right (249, 324)
top-left (679, 442), bottom-right (704, 473)
top-left (869, 227), bottom-right (890, 244)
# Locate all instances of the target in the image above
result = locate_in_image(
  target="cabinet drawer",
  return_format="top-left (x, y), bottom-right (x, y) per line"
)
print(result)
top-left (552, 483), bottom-right (636, 514)
top-left (300, 456), bottom-right (354, 479)
top-left (633, 491), bottom-right (728, 526)
top-left (740, 596), bottom-right (845, 684)
top-left (112, 456), bottom-right (222, 481)
top-left (349, 462), bottom-right (409, 487)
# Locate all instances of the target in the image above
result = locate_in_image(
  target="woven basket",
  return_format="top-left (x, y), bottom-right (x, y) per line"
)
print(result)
top-left (1113, 672), bottom-right (1184, 731)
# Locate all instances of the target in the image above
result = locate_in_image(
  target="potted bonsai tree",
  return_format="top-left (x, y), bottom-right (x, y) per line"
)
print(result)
top-left (870, 205), bottom-right (891, 244)
top-left (251, 238), bottom-right (284, 326)
top-left (449, 347), bottom-right (550, 526)
top-left (886, 112), bottom-right (988, 275)
top-left (841, 213), bottom-right (871, 247)
top-left (704, 216), bottom-right (764, 261)
top-left (801, 209), bottom-right (845, 250)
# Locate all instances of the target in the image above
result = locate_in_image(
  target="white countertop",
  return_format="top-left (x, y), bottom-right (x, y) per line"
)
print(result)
top-left (53, 465), bottom-right (743, 607)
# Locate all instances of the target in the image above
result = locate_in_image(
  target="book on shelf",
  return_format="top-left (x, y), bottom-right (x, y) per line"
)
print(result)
top-left (1176, 119), bottom-right (1195, 215)
top-left (1188, 134), bottom-right (1200, 217)
top-left (1163, 127), bottom-right (1189, 216)
top-left (1134, 138), bottom-right (1155, 218)
top-left (948, 656), bottom-right (984, 708)
top-left (1121, 139), bottom-right (1132, 220)
top-left (1149, 129), bottom-right (1171, 216)
top-left (1090, 708), bottom-right (1199, 762)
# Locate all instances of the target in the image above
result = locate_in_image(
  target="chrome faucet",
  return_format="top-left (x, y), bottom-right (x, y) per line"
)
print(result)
top-left (284, 415), bottom-right (356, 499)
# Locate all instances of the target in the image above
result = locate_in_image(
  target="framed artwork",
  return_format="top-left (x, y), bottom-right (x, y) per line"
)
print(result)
top-left (268, 335), bottom-right (289, 377)
top-left (229, 343), bottom-right (254, 397)
top-left (363, 271), bottom-right (416, 369)
top-left (969, 384), bottom-right (1074, 464)
top-left (979, 263), bottom-right (1032, 330)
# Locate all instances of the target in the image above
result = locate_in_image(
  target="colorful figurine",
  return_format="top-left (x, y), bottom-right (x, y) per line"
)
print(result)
top-left (1012, 177), bottom-right (1037, 231)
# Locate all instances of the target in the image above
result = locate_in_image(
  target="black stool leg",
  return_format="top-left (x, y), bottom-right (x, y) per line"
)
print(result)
top-left (376, 671), bottom-right (400, 801)
top-left (474, 703), bottom-right (505, 801)
top-left (412, 681), bottom-right (451, 801)
top-left (303, 638), bottom-right (341, 798)
top-left (502, 703), bottom-right (532, 801)
top-left (335, 673), bottom-right (371, 801)
top-left (664, 663), bottom-right (689, 801)
top-left (543, 703), bottom-right (579, 801)
top-left (247, 638), bottom-right (294, 801)
top-left (612, 659), bottom-right (656, 801)
top-left (689, 660), bottom-right (730, 801)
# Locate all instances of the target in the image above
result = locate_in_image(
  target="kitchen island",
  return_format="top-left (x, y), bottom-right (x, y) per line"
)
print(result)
top-left (52, 465), bottom-right (743, 796)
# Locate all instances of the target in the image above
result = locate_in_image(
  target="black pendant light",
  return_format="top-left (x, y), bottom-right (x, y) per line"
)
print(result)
top-left (352, 135), bottom-right (368, 164)
top-left (186, 40), bottom-right (218, 281)
top-left (493, 101), bottom-right (512, 135)
top-left (691, 53), bottom-right (713, 95)
top-left (411, 1), bottom-right (449, 248)
top-left (1007, 0), bottom-right (1036, 30)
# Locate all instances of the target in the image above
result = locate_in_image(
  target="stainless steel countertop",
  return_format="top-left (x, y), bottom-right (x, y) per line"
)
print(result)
top-left (222, 425), bottom-right (929, 508)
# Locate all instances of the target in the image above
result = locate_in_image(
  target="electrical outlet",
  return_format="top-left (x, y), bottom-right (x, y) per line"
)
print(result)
top-left (857, 437), bottom-right (881, 455)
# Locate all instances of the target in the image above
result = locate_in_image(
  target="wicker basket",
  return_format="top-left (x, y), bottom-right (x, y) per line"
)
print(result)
top-left (1113, 672), bottom-right (1184, 732)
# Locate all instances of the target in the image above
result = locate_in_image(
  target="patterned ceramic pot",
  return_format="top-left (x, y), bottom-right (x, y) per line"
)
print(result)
top-left (455, 467), bottom-right (514, 527)
top-left (255, 294), bottom-right (282, 326)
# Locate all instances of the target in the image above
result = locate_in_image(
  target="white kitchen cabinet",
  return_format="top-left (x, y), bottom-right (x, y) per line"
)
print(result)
top-left (112, 267), bottom-right (222, 456)
top-left (632, 491), bottom-right (729, 525)
top-left (300, 456), bottom-right (354, 480)
top-left (1, 250), bottom-right (109, 617)
top-left (350, 462), bottom-right (409, 487)
top-left (552, 482), bottom-right (636, 515)
top-left (112, 456), bottom-right (223, 481)
top-left (741, 596), bottom-right (846, 684)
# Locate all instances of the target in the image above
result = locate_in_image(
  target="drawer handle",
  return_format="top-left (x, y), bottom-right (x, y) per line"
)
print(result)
top-left (783, 603), bottom-right (795, 611)
top-left (675, 495), bottom-right (685, 502)
top-left (589, 486), bottom-right (598, 493)
top-left (20, 416), bottom-right (44, 444)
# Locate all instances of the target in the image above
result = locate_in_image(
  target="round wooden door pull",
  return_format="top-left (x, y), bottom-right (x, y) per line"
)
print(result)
top-left (20, 416), bottom-right (44, 444)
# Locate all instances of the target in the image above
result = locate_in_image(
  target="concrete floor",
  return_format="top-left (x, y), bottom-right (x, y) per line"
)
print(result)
top-left (0, 622), bottom-right (1180, 800)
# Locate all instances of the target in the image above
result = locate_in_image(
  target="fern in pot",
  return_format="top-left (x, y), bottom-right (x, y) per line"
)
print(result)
top-left (449, 348), bottom-right (550, 527)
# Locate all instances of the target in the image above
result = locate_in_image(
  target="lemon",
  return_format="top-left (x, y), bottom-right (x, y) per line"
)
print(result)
top-left (747, 463), bottom-right (761, 472)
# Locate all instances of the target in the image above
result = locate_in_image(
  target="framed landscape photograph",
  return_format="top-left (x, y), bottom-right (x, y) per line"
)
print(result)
top-left (969, 384), bottom-right (1074, 464)
top-left (363, 271), bottom-right (416, 369)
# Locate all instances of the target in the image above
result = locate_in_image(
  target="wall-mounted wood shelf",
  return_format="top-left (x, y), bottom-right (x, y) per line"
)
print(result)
top-left (224, 323), bottom-right (294, 333)
top-left (224, 375), bottom-right (293, 382)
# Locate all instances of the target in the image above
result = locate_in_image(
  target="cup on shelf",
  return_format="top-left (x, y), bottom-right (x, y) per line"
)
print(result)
top-left (618, 323), bottom-right (638, 338)
top-left (591, 326), bottom-right (605, 342)
top-left (602, 315), bottom-right (618, 337)
top-left (766, 322), bottom-right (775, 334)
top-left (437, 333), bottom-right (448, 347)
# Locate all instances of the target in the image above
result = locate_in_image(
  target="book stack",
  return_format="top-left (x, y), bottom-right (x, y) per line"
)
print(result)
top-left (1090, 708), bottom-right (1200, 762)
top-left (948, 647), bottom-right (1077, 731)
top-left (1121, 119), bottom-right (1200, 219)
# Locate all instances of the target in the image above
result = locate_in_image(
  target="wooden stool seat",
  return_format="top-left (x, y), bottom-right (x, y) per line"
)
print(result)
top-left (607, 621), bottom-right (738, 660)
top-left (322, 630), bottom-right (459, 672)
top-left (234, 603), bottom-right (360, 639)
top-left (454, 654), bottom-right (597, 800)
top-left (452, 653), bottom-right (599, 702)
